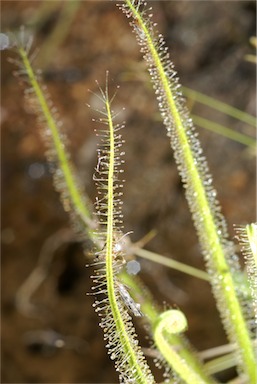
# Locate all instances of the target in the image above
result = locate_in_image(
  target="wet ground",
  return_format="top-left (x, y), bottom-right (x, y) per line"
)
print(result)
top-left (1, 1), bottom-right (256, 383)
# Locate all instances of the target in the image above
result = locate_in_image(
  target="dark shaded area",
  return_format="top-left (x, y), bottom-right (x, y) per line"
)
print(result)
top-left (1, 1), bottom-right (256, 383)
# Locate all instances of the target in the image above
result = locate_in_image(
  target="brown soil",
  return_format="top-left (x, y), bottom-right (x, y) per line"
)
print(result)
top-left (1, 1), bottom-right (256, 383)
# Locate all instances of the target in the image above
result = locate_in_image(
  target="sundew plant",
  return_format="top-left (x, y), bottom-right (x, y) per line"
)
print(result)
top-left (2, 1), bottom-right (256, 383)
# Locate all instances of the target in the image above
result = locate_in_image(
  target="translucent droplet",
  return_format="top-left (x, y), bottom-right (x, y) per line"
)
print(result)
top-left (28, 162), bottom-right (45, 179)
top-left (126, 260), bottom-right (141, 275)
top-left (0, 33), bottom-right (9, 50)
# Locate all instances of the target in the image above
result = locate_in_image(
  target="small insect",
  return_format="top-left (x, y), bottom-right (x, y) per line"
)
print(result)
top-left (96, 155), bottom-right (107, 173)
top-left (117, 282), bottom-right (143, 317)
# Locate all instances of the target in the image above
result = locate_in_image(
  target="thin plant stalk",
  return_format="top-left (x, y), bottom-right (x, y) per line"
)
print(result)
top-left (134, 247), bottom-right (210, 281)
top-left (191, 114), bottom-right (256, 149)
top-left (120, 1), bottom-right (256, 381)
top-left (183, 86), bottom-right (256, 127)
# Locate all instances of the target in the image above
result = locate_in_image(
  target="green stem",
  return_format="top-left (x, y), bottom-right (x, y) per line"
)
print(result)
top-left (123, 1), bottom-right (256, 381)
top-left (192, 114), bottom-right (256, 149)
top-left (134, 247), bottom-right (210, 281)
top-left (183, 86), bottom-right (256, 127)
top-left (18, 46), bottom-right (92, 233)
top-left (104, 90), bottom-right (154, 384)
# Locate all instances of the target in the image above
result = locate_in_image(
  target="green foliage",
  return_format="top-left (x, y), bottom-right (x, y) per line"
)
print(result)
top-left (120, 1), bottom-right (256, 381)
top-left (91, 78), bottom-right (155, 383)
top-left (153, 310), bottom-right (213, 384)
top-left (4, 1), bottom-right (256, 383)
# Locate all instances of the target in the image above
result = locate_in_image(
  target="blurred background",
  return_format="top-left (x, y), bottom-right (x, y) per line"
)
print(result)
top-left (1, 1), bottom-right (256, 383)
